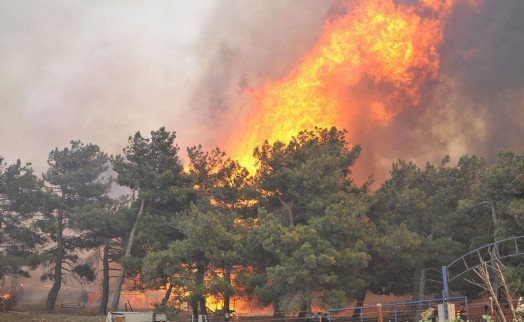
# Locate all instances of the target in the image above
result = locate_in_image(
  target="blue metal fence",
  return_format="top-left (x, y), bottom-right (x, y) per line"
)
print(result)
top-left (328, 296), bottom-right (468, 322)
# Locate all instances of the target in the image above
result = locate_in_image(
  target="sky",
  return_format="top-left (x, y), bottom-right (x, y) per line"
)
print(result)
top-left (0, 0), bottom-right (332, 175)
top-left (1, 0), bottom-right (524, 183)
top-left (0, 0), bottom-right (214, 174)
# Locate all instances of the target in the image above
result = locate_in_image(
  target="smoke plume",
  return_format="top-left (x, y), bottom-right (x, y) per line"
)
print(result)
top-left (191, 0), bottom-right (524, 184)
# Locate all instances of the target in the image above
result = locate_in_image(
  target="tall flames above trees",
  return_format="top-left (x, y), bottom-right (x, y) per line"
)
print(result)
top-left (229, 0), bottom-right (480, 173)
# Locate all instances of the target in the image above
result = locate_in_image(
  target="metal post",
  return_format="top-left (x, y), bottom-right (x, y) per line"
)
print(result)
top-left (393, 304), bottom-right (397, 322)
top-left (441, 266), bottom-right (449, 321)
top-left (442, 266), bottom-right (449, 298)
top-left (377, 304), bottom-right (383, 322)
top-left (465, 297), bottom-right (469, 321)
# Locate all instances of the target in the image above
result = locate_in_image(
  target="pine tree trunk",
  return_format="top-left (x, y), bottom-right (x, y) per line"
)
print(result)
top-left (196, 262), bottom-right (208, 316)
top-left (111, 198), bottom-right (145, 311)
top-left (191, 297), bottom-right (199, 320)
top-left (418, 264), bottom-right (426, 300)
top-left (161, 282), bottom-right (173, 307)
top-left (352, 288), bottom-right (367, 318)
top-left (278, 198), bottom-right (294, 228)
top-left (411, 262), bottom-right (427, 301)
top-left (46, 213), bottom-right (64, 312)
top-left (491, 203), bottom-right (498, 230)
top-left (272, 299), bottom-right (285, 320)
top-left (298, 300), bottom-right (308, 318)
top-left (304, 283), bottom-right (312, 316)
top-left (198, 297), bottom-right (207, 317)
top-left (99, 240), bottom-right (110, 315)
top-left (223, 267), bottom-right (231, 315)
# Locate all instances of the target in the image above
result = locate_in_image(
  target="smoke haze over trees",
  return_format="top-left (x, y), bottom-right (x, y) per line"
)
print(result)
top-left (1, 126), bottom-right (524, 314)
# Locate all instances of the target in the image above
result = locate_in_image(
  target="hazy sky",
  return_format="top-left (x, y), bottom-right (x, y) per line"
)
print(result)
top-left (0, 0), bottom-right (331, 175)
top-left (1, 0), bottom-right (523, 183)
top-left (0, 0), bottom-right (217, 173)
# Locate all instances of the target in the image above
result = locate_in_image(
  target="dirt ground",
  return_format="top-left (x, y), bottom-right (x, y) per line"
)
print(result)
top-left (0, 312), bottom-right (103, 322)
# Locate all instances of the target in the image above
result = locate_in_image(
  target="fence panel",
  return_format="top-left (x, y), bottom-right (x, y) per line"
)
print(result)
top-left (328, 296), bottom-right (469, 322)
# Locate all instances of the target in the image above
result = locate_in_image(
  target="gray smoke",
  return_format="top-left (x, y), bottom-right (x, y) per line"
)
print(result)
top-left (376, 0), bottom-right (524, 171)
top-left (348, 0), bottom-right (524, 183)
top-left (188, 0), bottom-right (333, 149)
top-left (0, 1), bottom-right (217, 174)
top-left (0, 0), bottom-right (333, 175)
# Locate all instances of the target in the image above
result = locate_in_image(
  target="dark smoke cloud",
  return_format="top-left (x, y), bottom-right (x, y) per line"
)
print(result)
top-left (440, 0), bottom-right (524, 155)
top-left (348, 0), bottom-right (524, 184)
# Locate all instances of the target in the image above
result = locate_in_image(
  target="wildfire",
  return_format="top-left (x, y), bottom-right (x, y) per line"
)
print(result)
top-left (229, 0), bottom-right (476, 174)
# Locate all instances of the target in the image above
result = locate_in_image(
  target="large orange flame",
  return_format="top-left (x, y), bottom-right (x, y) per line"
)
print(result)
top-left (228, 0), bottom-right (474, 173)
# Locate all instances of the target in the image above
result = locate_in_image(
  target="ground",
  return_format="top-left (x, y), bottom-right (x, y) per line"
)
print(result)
top-left (0, 312), bottom-right (103, 322)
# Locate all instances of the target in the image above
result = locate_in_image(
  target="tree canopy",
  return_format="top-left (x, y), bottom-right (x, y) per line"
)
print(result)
top-left (0, 157), bottom-right (44, 280)
top-left (1, 127), bottom-right (523, 316)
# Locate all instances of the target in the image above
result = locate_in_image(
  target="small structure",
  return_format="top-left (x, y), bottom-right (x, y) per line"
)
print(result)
top-left (106, 311), bottom-right (168, 322)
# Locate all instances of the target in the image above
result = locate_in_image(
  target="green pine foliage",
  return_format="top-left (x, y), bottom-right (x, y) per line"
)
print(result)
top-left (1, 127), bottom-right (524, 316)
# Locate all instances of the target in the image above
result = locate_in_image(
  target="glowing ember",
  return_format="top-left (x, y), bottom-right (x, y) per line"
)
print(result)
top-left (228, 0), bottom-right (476, 173)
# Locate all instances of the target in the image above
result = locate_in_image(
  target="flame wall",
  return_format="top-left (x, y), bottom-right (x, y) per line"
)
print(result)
top-left (191, 0), bottom-right (524, 185)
